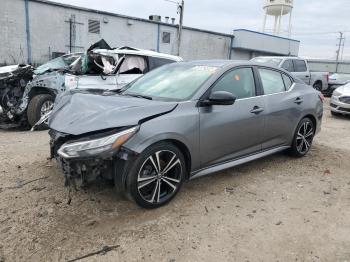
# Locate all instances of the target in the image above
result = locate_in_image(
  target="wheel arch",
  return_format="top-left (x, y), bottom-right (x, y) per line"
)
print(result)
top-left (302, 114), bottom-right (317, 130)
top-left (125, 133), bottom-right (194, 177)
top-left (28, 86), bottom-right (56, 100)
top-left (162, 139), bottom-right (192, 178)
top-left (313, 80), bottom-right (322, 89)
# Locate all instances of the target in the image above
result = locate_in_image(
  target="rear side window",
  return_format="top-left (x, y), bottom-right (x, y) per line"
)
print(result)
top-left (211, 68), bottom-right (256, 99)
top-left (258, 68), bottom-right (286, 95)
top-left (281, 60), bottom-right (294, 72)
top-left (148, 57), bottom-right (176, 71)
top-left (282, 74), bottom-right (293, 90)
top-left (293, 60), bottom-right (307, 72)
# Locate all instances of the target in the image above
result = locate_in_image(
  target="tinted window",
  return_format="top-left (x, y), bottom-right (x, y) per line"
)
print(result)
top-left (282, 74), bottom-right (293, 90)
top-left (148, 57), bottom-right (176, 71)
top-left (293, 59), bottom-right (307, 72)
top-left (259, 69), bottom-right (286, 95)
top-left (281, 60), bottom-right (294, 72)
top-left (211, 68), bottom-right (256, 99)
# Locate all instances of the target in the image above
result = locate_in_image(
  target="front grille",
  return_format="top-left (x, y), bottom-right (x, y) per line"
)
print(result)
top-left (339, 96), bottom-right (350, 104)
top-left (338, 107), bottom-right (350, 113)
top-left (330, 103), bottom-right (337, 108)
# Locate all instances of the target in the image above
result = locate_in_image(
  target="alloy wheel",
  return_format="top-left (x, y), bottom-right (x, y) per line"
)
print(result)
top-left (40, 100), bottom-right (54, 123)
top-left (296, 121), bottom-right (314, 154)
top-left (137, 150), bottom-right (182, 204)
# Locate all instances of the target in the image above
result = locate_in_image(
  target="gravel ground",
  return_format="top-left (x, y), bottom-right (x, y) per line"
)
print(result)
top-left (0, 100), bottom-right (350, 262)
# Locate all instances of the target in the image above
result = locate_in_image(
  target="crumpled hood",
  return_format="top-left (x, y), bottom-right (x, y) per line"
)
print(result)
top-left (49, 91), bottom-right (178, 135)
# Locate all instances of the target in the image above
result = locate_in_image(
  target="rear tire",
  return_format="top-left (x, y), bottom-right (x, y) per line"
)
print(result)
top-left (27, 94), bottom-right (54, 130)
top-left (288, 117), bottom-right (315, 157)
top-left (124, 142), bottom-right (186, 209)
top-left (313, 82), bottom-right (322, 91)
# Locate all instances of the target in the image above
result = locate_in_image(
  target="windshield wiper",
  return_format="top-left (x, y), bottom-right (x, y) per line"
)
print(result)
top-left (123, 93), bottom-right (153, 100)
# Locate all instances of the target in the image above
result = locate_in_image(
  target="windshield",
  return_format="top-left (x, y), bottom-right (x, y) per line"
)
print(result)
top-left (34, 54), bottom-right (81, 75)
top-left (251, 57), bottom-right (282, 67)
top-left (121, 63), bottom-right (218, 101)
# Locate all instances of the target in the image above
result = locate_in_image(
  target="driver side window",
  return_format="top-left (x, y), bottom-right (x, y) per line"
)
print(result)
top-left (211, 68), bottom-right (256, 99)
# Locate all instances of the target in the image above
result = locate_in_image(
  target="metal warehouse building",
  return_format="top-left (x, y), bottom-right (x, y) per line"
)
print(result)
top-left (1, 0), bottom-right (300, 65)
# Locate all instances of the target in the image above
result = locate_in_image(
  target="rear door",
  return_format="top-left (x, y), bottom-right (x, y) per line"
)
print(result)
top-left (199, 67), bottom-right (265, 168)
top-left (291, 59), bottom-right (310, 85)
top-left (257, 68), bottom-right (303, 149)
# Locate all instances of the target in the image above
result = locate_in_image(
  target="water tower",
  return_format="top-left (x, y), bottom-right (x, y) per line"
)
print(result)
top-left (262, 0), bottom-right (293, 37)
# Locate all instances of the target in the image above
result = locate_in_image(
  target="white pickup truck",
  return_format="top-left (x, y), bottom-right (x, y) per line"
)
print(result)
top-left (251, 56), bottom-right (329, 91)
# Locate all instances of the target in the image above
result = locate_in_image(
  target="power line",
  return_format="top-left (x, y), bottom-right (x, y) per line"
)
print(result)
top-left (292, 30), bottom-right (350, 36)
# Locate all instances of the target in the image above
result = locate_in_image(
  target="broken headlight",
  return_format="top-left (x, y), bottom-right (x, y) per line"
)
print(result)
top-left (57, 127), bottom-right (138, 159)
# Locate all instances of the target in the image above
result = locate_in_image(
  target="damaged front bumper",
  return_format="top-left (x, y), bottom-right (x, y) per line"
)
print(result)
top-left (49, 128), bottom-right (138, 189)
top-left (0, 64), bottom-right (34, 127)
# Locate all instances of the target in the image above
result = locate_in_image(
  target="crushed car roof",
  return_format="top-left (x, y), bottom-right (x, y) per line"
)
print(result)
top-left (94, 47), bottom-right (183, 61)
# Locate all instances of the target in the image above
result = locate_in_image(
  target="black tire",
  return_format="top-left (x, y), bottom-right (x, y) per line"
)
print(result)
top-left (313, 82), bottom-right (322, 91)
top-left (331, 111), bottom-right (341, 117)
top-left (288, 117), bottom-right (315, 157)
top-left (27, 94), bottom-right (54, 130)
top-left (124, 142), bottom-right (186, 208)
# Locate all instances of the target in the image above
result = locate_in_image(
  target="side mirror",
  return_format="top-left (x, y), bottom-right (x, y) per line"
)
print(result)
top-left (199, 91), bottom-right (236, 106)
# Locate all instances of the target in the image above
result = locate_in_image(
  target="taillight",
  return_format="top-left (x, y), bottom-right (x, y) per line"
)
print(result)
top-left (319, 93), bottom-right (325, 103)
top-left (326, 73), bottom-right (329, 83)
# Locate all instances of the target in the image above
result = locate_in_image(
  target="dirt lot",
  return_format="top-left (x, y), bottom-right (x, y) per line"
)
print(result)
top-left (1, 101), bottom-right (350, 262)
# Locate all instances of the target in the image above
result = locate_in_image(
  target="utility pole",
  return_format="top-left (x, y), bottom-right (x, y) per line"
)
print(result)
top-left (164, 0), bottom-right (184, 56)
top-left (341, 38), bottom-right (346, 61)
top-left (177, 0), bottom-right (184, 56)
top-left (335, 32), bottom-right (345, 73)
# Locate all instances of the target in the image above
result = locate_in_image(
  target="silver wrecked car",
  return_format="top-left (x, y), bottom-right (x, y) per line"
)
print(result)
top-left (330, 83), bottom-right (350, 116)
top-left (49, 61), bottom-right (324, 208)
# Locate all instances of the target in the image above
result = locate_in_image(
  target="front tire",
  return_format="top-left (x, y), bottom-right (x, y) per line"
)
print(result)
top-left (125, 143), bottom-right (186, 208)
top-left (27, 94), bottom-right (54, 130)
top-left (288, 117), bottom-right (315, 157)
top-left (331, 111), bottom-right (341, 117)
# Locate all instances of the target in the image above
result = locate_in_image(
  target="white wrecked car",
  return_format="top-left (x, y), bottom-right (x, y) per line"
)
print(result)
top-left (1, 40), bottom-right (182, 130)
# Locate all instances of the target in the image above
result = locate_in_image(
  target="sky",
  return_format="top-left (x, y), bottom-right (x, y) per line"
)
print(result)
top-left (54, 0), bottom-right (350, 59)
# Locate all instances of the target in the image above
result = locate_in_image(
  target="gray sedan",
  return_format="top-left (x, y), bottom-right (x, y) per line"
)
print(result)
top-left (49, 61), bottom-right (324, 208)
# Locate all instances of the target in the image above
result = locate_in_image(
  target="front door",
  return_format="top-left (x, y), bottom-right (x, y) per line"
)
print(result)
top-left (199, 67), bottom-right (265, 168)
top-left (77, 75), bottom-right (117, 90)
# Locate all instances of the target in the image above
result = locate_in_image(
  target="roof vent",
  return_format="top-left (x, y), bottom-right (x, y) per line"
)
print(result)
top-left (149, 15), bottom-right (161, 22)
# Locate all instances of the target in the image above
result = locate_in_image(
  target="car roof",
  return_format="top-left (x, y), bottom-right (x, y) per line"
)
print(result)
top-left (94, 47), bottom-right (183, 62)
top-left (252, 56), bottom-right (301, 60)
top-left (180, 60), bottom-right (283, 69)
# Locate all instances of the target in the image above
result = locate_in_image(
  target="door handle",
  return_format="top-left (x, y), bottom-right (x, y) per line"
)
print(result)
top-left (305, 75), bottom-right (310, 78)
top-left (294, 97), bottom-right (303, 104)
top-left (250, 106), bottom-right (264, 114)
